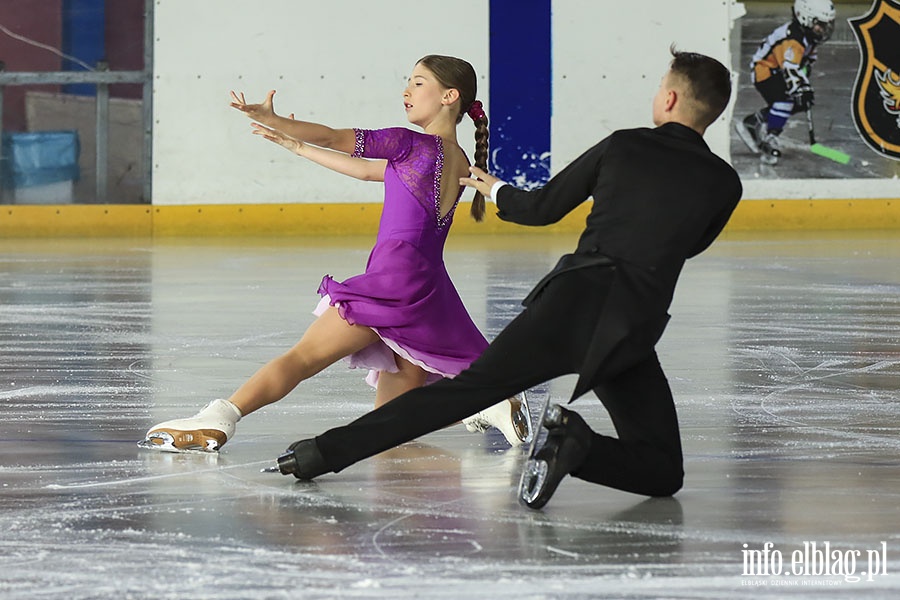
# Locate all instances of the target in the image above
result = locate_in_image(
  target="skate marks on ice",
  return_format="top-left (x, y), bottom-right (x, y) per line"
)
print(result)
top-left (680, 251), bottom-right (900, 557)
top-left (723, 269), bottom-right (900, 456)
top-left (711, 251), bottom-right (900, 463)
top-left (5, 237), bottom-right (900, 597)
top-left (0, 383), bottom-right (765, 600)
top-left (729, 350), bottom-right (900, 441)
top-left (0, 438), bottom-right (721, 599)
top-left (41, 457), bottom-right (274, 490)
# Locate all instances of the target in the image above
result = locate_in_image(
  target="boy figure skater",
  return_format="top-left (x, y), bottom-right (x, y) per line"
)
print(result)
top-left (735, 0), bottom-right (836, 164)
top-left (269, 48), bottom-right (743, 510)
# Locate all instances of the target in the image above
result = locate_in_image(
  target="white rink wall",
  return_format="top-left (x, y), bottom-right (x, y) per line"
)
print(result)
top-left (550, 0), bottom-right (738, 173)
top-left (151, 0), bottom-right (893, 206)
top-left (152, 0), bottom-right (488, 206)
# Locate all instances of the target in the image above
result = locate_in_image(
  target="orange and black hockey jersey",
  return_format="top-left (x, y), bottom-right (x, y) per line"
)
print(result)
top-left (750, 20), bottom-right (818, 86)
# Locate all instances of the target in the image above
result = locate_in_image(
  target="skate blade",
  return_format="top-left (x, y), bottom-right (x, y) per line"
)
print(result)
top-left (511, 399), bottom-right (532, 445)
top-left (497, 402), bottom-right (528, 447)
top-left (519, 458), bottom-right (548, 505)
top-left (733, 120), bottom-right (760, 154)
top-left (137, 429), bottom-right (224, 454)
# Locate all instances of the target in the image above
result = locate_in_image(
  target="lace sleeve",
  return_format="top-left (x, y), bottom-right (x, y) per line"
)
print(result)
top-left (354, 128), bottom-right (450, 226)
top-left (351, 127), bottom-right (415, 162)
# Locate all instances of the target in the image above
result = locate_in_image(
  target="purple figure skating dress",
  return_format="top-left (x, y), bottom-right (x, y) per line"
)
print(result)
top-left (314, 127), bottom-right (488, 386)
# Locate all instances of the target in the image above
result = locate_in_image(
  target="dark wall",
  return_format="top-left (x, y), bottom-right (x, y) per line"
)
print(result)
top-left (0, 0), bottom-right (144, 131)
top-left (0, 1), bottom-right (64, 131)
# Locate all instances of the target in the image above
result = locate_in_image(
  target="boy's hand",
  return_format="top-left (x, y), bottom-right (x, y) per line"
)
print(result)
top-left (460, 166), bottom-right (500, 198)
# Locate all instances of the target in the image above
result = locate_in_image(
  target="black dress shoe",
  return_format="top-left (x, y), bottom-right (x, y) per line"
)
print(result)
top-left (272, 438), bottom-right (329, 480)
top-left (519, 405), bottom-right (591, 509)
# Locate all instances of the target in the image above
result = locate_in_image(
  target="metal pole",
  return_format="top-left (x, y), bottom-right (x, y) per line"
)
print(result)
top-left (0, 2), bottom-right (153, 206)
top-left (0, 61), bottom-right (5, 202)
top-left (142, 0), bottom-right (154, 204)
top-left (95, 61), bottom-right (109, 203)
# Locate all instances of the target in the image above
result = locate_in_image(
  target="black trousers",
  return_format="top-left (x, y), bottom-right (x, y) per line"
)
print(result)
top-left (315, 267), bottom-right (684, 497)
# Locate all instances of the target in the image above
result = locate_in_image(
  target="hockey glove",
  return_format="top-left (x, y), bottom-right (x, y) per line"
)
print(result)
top-left (792, 85), bottom-right (815, 112)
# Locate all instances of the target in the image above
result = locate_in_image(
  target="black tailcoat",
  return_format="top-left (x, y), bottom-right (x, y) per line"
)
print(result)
top-left (498, 122), bottom-right (741, 398)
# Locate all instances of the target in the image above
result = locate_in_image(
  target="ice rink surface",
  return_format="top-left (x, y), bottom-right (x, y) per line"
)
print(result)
top-left (2, 232), bottom-right (900, 599)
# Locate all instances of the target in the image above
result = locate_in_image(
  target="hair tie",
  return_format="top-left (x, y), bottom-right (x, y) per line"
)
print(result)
top-left (467, 100), bottom-right (485, 122)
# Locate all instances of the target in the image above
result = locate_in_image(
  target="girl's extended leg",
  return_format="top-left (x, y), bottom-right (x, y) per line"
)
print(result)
top-left (229, 306), bottom-right (380, 415)
top-left (140, 306), bottom-right (379, 452)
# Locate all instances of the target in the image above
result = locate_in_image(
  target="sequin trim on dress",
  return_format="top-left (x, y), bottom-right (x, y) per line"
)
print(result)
top-left (433, 136), bottom-right (457, 230)
top-left (351, 128), bottom-right (366, 158)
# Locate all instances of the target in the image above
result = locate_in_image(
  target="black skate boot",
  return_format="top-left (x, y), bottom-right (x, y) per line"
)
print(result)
top-left (263, 438), bottom-right (329, 480)
top-left (519, 405), bottom-right (592, 510)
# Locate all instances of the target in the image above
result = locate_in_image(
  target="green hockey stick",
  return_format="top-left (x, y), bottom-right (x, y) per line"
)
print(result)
top-left (806, 108), bottom-right (850, 164)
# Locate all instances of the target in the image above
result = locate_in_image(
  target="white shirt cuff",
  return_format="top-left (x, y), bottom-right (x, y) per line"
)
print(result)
top-left (488, 180), bottom-right (508, 203)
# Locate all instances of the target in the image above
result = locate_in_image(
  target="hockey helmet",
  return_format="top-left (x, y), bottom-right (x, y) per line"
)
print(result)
top-left (793, 0), bottom-right (835, 41)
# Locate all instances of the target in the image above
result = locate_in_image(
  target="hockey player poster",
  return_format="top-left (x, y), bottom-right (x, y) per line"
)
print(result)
top-left (731, 0), bottom-right (900, 179)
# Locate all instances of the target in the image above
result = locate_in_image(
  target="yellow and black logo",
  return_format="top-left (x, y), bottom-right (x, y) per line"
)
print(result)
top-left (850, 0), bottom-right (900, 160)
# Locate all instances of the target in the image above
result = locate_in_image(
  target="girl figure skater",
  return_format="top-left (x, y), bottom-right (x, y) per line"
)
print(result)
top-left (139, 55), bottom-right (531, 453)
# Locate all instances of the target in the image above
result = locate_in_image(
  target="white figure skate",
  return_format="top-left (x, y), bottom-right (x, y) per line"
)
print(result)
top-left (138, 399), bottom-right (241, 453)
top-left (463, 392), bottom-right (533, 446)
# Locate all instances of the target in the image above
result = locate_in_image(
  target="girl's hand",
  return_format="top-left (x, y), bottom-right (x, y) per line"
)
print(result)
top-left (230, 89), bottom-right (278, 122)
top-left (250, 122), bottom-right (304, 154)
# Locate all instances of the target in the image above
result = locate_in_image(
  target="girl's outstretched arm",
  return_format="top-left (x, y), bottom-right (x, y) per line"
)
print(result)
top-left (230, 90), bottom-right (357, 155)
top-left (252, 123), bottom-right (385, 182)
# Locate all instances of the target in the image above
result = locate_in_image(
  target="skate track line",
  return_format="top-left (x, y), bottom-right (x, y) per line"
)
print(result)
top-left (730, 353), bottom-right (900, 448)
top-left (44, 458), bottom-right (273, 489)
